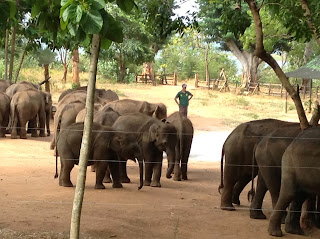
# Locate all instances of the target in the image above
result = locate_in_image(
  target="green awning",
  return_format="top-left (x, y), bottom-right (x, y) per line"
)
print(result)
top-left (285, 56), bottom-right (320, 79)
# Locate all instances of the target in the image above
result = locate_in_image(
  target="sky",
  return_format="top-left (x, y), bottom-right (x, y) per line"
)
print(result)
top-left (174, 0), bottom-right (199, 17)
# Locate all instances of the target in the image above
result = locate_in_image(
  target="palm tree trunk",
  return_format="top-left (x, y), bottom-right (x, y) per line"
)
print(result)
top-left (69, 34), bottom-right (101, 239)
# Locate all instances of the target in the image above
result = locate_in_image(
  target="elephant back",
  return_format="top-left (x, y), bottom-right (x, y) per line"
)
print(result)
top-left (0, 80), bottom-right (11, 93)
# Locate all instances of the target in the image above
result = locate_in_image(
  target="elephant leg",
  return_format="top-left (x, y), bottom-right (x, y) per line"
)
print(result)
top-left (144, 161), bottom-right (153, 186)
top-left (0, 116), bottom-right (5, 137)
top-left (38, 110), bottom-right (46, 137)
top-left (91, 164), bottom-right (96, 172)
top-left (59, 158), bottom-right (74, 187)
top-left (250, 173), bottom-right (267, 219)
top-left (18, 118), bottom-right (27, 139)
top-left (151, 161), bottom-right (162, 187)
top-left (11, 115), bottom-right (18, 139)
top-left (95, 161), bottom-right (107, 189)
top-left (233, 174), bottom-right (254, 205)
top-left (29, 118), bottom-right (38, 137)
top-left (108, 160), bottom-right (123, 188)
top-left (299, 196), bottom-right (315, 231)
top-left (285, 192), bottom-right (308, 235)
top-left (103, 166), bottom-right (113, 183)
top-left (173, 145), bottom-right (182, 181)
top-left (119, 159), bottom-right (130, 183)
top-left (268, 183), bottom-right (296, 236)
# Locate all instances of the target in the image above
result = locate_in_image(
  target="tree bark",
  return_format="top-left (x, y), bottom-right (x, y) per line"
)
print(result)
top-left (4, 25), bottom-right (9, 81)
top-left (225, 40), bottom-right (262, 87)
top-left (9, 26), bottom-right (17, 83)
top-left (14, 48), bottom-right (26, 83)
top-left (59, 48), bottom-right (69, 84)
top-left (44, 64), bottom-right (50, 93)
top-left (72, 48), bottom-right (80, 87)
top-left (245, 0), bottom-right (310, 130)
top-left (205, 44), bottom-right (210, 85)
top-left (70, 34), bottom-right (101, 239)
top-left (118, 49), bottom-right (126, 83)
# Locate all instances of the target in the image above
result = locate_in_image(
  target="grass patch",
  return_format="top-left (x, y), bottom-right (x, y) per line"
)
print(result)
top-left (244, 112), bottom-right (260, 119)
top-left (231, 97), bottom-right (250, 106)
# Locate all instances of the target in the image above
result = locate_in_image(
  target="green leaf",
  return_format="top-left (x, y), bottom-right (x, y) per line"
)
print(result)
top-left (100, 11), bottom-right (123, 43)
top-left (80, 10), bottom-right (103, 34)
top-left (62, 5), bottom-right (70, 22)
top-left (76, 5), bottom-right (83, 23)
top-left (61, 0), bottom-right (73, 7)
top-left (68, 23), bottom-right (77, 36)
top-left (8, 1), bottom-right (16, 18)
top-left (101, 38), bottom-right (112, 49)
top-left (68, 3), bottom-right (79, 23)
top-left (90, 0), bottom-right (106, 10)
top-left (60, 17), bottom-right (68, 30)
top-left (82, 35), bottom-right (92, 48)
top-left (116, 0), bottom-right (134, 13)
top-left (31, 5), bottom-right (40, 17)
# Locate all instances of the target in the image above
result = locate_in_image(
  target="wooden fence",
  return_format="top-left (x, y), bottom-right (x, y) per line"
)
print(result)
top-left (135, 73), bottom-right (177, 86)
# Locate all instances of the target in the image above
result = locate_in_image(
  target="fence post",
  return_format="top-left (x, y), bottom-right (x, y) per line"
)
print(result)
top-left (195, 74), bottom-right (198, 88)
top-left (135, 74), bottom-right (138, 83)
top-left (268, 83), bottom-right (271, 96)
top-left (280, 84), bottom-right (283, 98)
top-left (173, 72), bottom-right (177, 86)
top-left (285, 91), bottom-right (288, 113)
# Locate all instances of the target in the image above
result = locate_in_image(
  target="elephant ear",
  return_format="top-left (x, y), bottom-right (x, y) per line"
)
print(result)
top-left (44, 92), bottom-right (52, 104)
top-left (149, 123), bottom-right (159, 142)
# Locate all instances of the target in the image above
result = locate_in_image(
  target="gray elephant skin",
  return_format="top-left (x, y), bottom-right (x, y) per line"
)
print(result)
top-left (268, 126), bottom-right (320, 237)
top-left (55, 122), bottom-right (144, 190)
top-left (50, 100), bottom-right (86, 150)
top-left (249, 123), bottom-right (301, 219)
top-left (219, 118), bottom-right (295, 211)
top-left (112, 113), bottom-right (177, 187)
top-left (0, 79), bottom-right (11, 93)
top-left (9, 89), bottom-right (52, 139)
top-left (58, 87), bottom-right (119, 102)
top-left (104, 99), bottom-right (167, 120)
top-left (0, 92), bottom-right (10, 137)
top-left (75, 104), bottom-right (102, 123)
top-left (5, 81), bottom-right (40, 98)
top-left (166, 112), bottom-right (194, 181)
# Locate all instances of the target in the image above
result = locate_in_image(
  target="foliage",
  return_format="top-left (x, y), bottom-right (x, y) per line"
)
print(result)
top-left (155, 28), bottom-right (238, 81)
top-left (33, 47), bottom-right (56, 66)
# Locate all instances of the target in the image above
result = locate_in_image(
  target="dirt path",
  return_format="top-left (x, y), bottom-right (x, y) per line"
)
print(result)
top-left (0, 121), bottom-right (319, 239)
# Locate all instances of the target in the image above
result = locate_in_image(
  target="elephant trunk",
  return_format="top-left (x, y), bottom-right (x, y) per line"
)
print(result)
top-left (137, 156), bottom-right (144, 190)
top-left (166, 148), bottom-right (176, 179)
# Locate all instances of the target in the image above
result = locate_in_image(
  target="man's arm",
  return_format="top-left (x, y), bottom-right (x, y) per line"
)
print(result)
top-left (189, 92), bottom-right (193, 101)
top-left (174, 96), bottom-right (179, 105)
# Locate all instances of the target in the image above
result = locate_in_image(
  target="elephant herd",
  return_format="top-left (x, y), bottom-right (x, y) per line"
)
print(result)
top-left (0, 79), bottom-right (52, 139)
top-left (219, 117), bottom-right (320, 237)
top-left (51, 86), bottom-right (194, 192)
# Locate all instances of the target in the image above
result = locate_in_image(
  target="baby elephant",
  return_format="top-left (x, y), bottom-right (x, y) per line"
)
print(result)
top-left (55, 122), bottom-right (143, 190)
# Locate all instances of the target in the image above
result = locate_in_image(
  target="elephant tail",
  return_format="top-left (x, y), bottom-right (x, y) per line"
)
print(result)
top-left (7, 100), bottom-right (16, 131)
top-left (247, 143), bottom-right (258, 202)
top-left (54, 114), bottom-right (62, 179)
top-left (54, 146), bottom-right (58, 179)
top-left (218, 146), bottom-right (225, 194)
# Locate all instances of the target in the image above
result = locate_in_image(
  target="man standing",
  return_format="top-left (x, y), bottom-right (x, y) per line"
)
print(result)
top-left (174, 83), bottom-right (193, 117)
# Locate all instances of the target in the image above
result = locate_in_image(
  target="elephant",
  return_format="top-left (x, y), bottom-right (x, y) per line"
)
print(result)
top-left (0, 79), bottom-right (11, 93)
top-left (57, 90), bottom-right (110, 109)
top-left (104, 99), bottom-right (167, 120)
top-left (58, 87), bottom-right (119, 102)
top-left (249, 123), bottom-right (300, 219)
top-left (75, 104), bottom-right (103, 123)
top-left (0, 92), bottom-right (10, 137)
top-left (5, 81), bottom-right (40, 98)
top-left (8, 89), bottom-right (52, 139)
top-left (93, 106), bottom-right (121, 126)
top-left (50, 100), bottom-right (86, 150)
top-left (219, 118), bottom-right (295, 211)
top-left (268, 126), bottom-right (320, 236)
top-left (166, 112), bottom-right (194, 181)
top-left (55, 122), bottom-right (144, 190)
top-left (112, 113), bottom-right (177, 187)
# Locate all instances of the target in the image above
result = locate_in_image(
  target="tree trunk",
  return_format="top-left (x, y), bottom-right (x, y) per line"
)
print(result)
top-left (4, 25), bottom-right (9, 81)
top-left (14, 48), bottom-right (26, 83)
top-left (9, 26), bottom-right (17, 83)
top-left (225, 40), bottom-right (261, 88)
top-left (245, 0), bottom-right (310, 130)
top-left (72, 48), bottom-right (80, 87)
top-left (62, 64), bottom-right (68, 84)
top-left (44, 64), bottom-right (50, 93)
top-left (118, 50), bottom-right (126, 83)
top-left (69, 34), bottom-right (101, 239)
top-left (205, 44), bottom-right (210, 85)
top-left (301, 42), bottom-right (312, 88)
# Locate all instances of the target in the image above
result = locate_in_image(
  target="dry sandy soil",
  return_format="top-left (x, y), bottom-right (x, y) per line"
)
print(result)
top-left (1, 83), bottom-right (320, 239)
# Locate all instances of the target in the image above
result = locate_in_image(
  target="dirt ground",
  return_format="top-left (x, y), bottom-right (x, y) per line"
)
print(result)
top-left (1, 84), bottom-right (320, 239)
